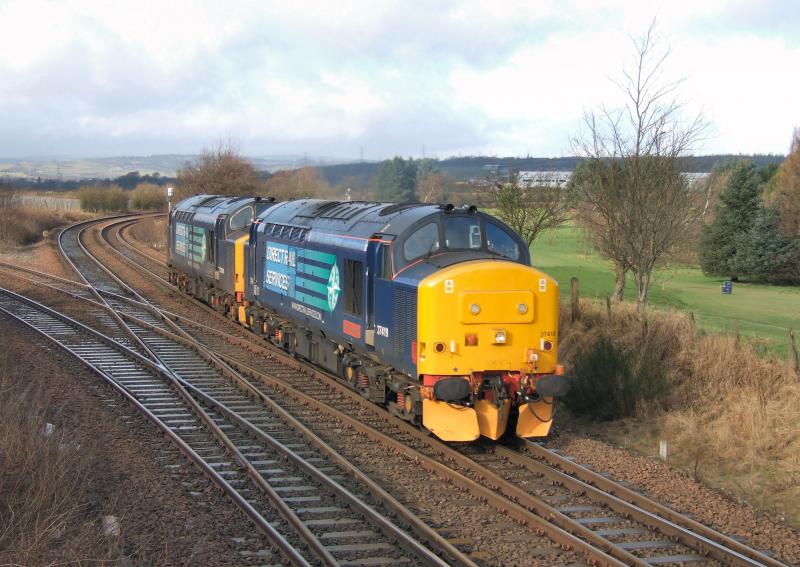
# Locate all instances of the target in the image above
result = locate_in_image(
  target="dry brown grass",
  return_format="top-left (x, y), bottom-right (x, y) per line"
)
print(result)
top-left (0, 346), bottom-right (117, 565)
top-left (129, 216), bottom-right (167, 252)
top-left (0, 192), bottom-right (90, 249)
top-left (560, 299), bottom-right (800, 512)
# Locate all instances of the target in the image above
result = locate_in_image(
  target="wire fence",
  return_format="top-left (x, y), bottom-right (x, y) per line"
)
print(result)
top-left (11, 195), bottom-right (81, 211)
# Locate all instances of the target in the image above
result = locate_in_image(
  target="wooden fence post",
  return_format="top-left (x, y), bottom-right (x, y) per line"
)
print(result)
top-left (570, 277), bottom-right (580, 323)
top-left (688, 312), bottom-right (696, 336)
top-left (733, 319), bottom-right (740, 347)
top-left (789, 329), bottom-right (799, 376)
top-left (605, 295), bottom-right (612, 332)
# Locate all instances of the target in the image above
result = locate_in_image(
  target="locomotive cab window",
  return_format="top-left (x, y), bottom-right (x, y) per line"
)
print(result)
top-left (486, 222), bottom-right (520, 261)
top-left (444, 216), bottom-right (482, 250)
top-left (343, 259), bottom-right (363, 316)
top-left (403, 222), bottom-right (439, 261)
top-left (229, 207), bottom-right (253, 231)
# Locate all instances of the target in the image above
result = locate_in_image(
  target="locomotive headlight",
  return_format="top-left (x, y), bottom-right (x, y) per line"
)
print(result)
top-left (493, 330), bottom-right (507, 344)
top-left (517, 303), bottom-right (528, 314)
top-left (470, 303), bottom-right (481, 315)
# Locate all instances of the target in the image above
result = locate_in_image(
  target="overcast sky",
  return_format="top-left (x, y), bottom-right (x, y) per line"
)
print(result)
top-left (0, 0), bottom-right (798, 160)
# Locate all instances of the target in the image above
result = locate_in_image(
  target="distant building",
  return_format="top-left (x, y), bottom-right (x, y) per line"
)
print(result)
top-left (517, 170), bottom-right (709, 188)
top-left (518, 171), bottom-right (572, 188)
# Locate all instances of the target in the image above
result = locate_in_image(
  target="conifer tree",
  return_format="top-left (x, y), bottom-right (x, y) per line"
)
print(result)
top-left (700, 161), bottom-right (762, 279)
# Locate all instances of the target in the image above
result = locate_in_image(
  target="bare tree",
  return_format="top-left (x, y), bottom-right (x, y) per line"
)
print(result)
top-left (570, 160), bottom-right (631, 300)
top-left (490, 172), bottom-right (572, 249)
top-left (263, 166), bottom-right (336, 200)
top-left (176, 141), bottom-right (262, 199)
top-left (418, 171), bottom-right (454, 203)
top-left (571, 20), bottom-right (710, 314)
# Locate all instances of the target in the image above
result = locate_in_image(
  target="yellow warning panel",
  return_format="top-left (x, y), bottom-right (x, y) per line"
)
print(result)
top-left (516, 397), bottom-right (554, 438)
top-left (422, 399), bottom-right (480, 442)
top-left (474, 399), bottom-right (511, 440)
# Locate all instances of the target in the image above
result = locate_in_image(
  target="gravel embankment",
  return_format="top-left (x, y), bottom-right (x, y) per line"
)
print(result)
top-left (547, 432), bottom-right (800, 565)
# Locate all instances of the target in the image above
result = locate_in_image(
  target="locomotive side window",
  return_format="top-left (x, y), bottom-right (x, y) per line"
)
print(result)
top-left (343, 259), bottom-right (363, 316)
top-left (403, 223), bottom-right (439, 261)
top-left (229, 207), bottom-right (253, 231)
top-left (444, 217), bottom-right (482, 250)
top-left (486, 222), bottom-right (520, 260)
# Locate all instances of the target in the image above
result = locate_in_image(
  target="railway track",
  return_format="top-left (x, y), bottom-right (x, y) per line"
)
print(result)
top-left (0, 215), bottom-right (791, 566)
top-left (51, 218), bottom-right (472, 567)
top-left (107, 215), bottom-right (789, 567)
top-left (0, 287), bottom-right (313, 565)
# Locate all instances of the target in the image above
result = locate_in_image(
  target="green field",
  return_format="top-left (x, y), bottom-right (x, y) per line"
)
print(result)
top-left (532, 224), bottom-right (800, 357)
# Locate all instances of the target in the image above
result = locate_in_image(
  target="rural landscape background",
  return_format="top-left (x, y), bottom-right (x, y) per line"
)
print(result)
top-left (1, 0), bottom-right (799, 564)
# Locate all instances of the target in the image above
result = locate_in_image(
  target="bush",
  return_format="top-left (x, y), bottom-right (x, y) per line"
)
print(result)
top-left (565, 335), bottom-right (669, 420)
top-left (129, 183), bottom-right (167, 211)
top-left (78, 186), bottom-right (128, 213)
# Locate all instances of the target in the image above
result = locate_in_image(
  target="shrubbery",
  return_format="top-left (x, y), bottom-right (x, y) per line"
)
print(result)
top-left (559, 298), bottom-right (799, 492)
top-left (78, 186), bottom-right (128, 212)
top-left (565, 336), bottom-right (669, 420)
top-left (130, 183), bottom-right (167, 211)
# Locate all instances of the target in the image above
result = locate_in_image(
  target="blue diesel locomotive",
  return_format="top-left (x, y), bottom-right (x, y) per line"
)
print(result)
top-left (168, 195), bottom-right (568, 442)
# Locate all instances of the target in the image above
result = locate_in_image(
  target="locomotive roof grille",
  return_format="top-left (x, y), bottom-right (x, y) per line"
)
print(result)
top-left (198, 196), bottom-right (227, 208)
top-left (379, 203), bottom-right (426, 216)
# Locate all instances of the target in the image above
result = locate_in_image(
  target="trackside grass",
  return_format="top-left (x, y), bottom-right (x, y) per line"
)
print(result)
top-left (541, 223), bottom-right (800, 526)
top-left (533, 223), bottom-right (800, 357)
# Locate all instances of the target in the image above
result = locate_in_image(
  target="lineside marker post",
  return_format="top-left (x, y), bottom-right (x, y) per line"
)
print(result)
top-left (570, 277), bottom-right (579, 323)
top-left (789, 329), bottom-right (799, 376)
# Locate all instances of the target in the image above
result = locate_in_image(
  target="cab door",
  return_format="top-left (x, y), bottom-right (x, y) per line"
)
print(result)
top-left (365, 234), bottom-right (394, 353)
top-left (214, 215), bottom-right (226, 276)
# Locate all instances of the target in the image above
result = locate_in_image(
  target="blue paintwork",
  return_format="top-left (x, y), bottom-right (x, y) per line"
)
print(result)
top-left (173, 196), bottom-right (529, 380)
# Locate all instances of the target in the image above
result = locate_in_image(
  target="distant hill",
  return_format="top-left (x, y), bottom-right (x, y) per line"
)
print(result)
top-left (0, 154), bottom-right (351, 181)
top-left (319, 154), bottom-right (786, 186)
top-left (0, 152), bottom-right (785, 187)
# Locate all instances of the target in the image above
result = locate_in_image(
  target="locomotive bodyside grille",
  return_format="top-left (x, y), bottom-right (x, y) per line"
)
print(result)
top-left (393, 285), bottom-right (417, 359)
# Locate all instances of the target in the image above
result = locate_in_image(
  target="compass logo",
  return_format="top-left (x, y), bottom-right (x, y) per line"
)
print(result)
top-left (327, 263), bottom-right (340, 311)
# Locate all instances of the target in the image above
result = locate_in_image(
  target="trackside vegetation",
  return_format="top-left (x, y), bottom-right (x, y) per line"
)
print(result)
top-left (557, 297), bottom-right (800, 525)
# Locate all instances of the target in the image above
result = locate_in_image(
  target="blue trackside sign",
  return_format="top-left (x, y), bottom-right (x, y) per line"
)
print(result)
top-left (721, 280), bottom-right (733, 294)
top-left (263, 241), bottom-right (339, 317)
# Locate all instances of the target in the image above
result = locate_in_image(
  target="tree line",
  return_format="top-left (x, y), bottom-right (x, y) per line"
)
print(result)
top-left (316, 153), bottom-right (784, 187)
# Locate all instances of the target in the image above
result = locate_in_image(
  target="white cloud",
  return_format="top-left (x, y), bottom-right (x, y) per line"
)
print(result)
top-left (0, 0), bottom-right (797, 158)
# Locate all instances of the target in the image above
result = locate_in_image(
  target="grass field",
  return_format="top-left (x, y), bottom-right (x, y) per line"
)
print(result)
top-left (533, 224), bottom-right (800, 357)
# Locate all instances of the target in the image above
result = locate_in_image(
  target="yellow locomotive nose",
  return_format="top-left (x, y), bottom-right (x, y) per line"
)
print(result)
top-left (416, 259), bottom-right (560, 440)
